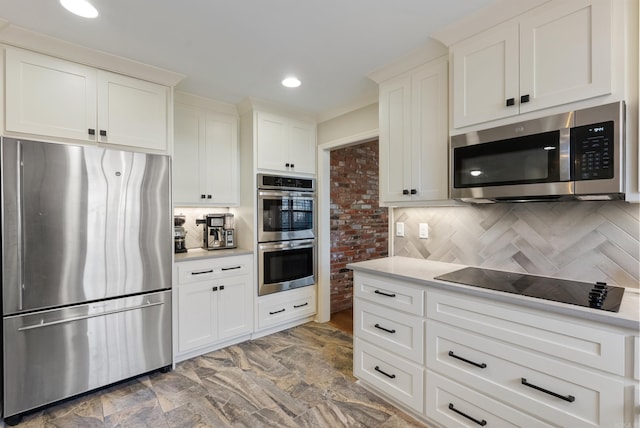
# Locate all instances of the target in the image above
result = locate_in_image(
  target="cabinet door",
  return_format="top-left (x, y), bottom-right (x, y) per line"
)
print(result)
top-left (256, 112), bottom-right (289, 172)
top-left (452, 21), bottom-right (519, 128)
top-left (519, 0), bottom-right (611, 113)
top-left (288, 120), bottom-right (316, 174)
top-left (411, 60), bottom-right (449, 201)
top-left (5, 47), bottom-right (97, 142)
top-left (173, 103), bottom-right (204, 204)
top-left (97, 71), bottom-right (168, 152)
top-left (379, 76), bottom-right (412, 203)
top-left (178, 281), bottom-right (217, 353)
top-left (203, 112), bottom-right (240, 205)
top-left (217, 275), bottom-right (252, 341)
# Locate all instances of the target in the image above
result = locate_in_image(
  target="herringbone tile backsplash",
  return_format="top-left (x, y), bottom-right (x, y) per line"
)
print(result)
top-left (393, 201), bottom-right (640, 289)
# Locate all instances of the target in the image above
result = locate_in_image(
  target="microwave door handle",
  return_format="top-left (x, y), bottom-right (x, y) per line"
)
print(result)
top-left (559, 128), bottom-right (571, 182)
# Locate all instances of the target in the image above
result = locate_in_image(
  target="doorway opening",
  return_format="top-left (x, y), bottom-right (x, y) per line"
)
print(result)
top-left (327, 139), bottom-right (388, 334)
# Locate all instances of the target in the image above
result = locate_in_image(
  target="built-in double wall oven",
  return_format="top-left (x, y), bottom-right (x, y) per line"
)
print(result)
top-left (257, 174), bottom-right (316, 296)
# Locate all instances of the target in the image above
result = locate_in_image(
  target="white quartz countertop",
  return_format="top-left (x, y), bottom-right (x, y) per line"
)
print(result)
top-left (174, 248), bottom-right (253, 262)
top-left (347, 257), bottom-right (640, 331)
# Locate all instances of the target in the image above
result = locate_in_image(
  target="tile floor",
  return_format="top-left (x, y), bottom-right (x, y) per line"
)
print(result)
top-left (3, 322), bottom-right (427, 427)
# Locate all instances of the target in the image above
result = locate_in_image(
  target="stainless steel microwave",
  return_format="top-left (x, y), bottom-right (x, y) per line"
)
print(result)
top-left (450, 102), bottom-right (625, 202)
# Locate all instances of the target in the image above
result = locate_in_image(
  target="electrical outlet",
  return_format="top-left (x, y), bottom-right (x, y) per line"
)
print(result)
top-left (396, 222), bottom-right (405, 237)
top-left (419, 223), bottom-right (429, 239)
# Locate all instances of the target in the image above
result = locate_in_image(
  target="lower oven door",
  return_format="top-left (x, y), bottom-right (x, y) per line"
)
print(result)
top-left (258, 239), bottom-right (315, 296)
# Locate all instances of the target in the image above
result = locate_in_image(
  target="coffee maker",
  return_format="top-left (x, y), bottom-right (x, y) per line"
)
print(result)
top-left (174, 215), bottom-right (187, 253)
top-left (196, 213), bottom-right (236, 250)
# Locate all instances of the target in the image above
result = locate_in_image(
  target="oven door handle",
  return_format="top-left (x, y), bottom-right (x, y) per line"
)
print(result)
top-left (258, 190), bottom-right (314, 199)
top-left (259, 239), bottom-right (315, 251)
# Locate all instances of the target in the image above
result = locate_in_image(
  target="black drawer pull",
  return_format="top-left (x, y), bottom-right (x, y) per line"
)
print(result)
top-left (448, 351), bottom-right (487, 369)
top-left (374, 323), bottom-right (396, 334)
top-left (99, 129), bottom-right (107, 137)
top-left (448, 403), bottom-right (487, 426)
top-left (293, 302), bottom-right (308, 309)
top-left (521, 378), bottom-right (575, 402)
top-left (221, 266), bottom-right (241, 271)
top-left (212, 286), bottom-right (218, 292)
top-left (410, 189), bottom-right (417, 195)
top-left (521, 94), bottom-right (530, 103)
top-left (219, 285), bottom-right (225, 290)
top-left (88, 128), bottom-right (96, 135)
top-left (402, 189), bottom-right (409, 195)
top-left (192, 269), bottom-right (214, 275)
top-left (374, 290), bottom-right (396, 298)
top-left (374, 366), bottom-right (396, 379)
top-left (506, 97), bottom-right (515, 107)
top-left (269, 308), bottom-right (286, 315)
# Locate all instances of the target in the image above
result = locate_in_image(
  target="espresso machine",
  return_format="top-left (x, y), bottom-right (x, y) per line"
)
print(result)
top-left (174, 215), bottom-right (187, 253)
top-left (196, 213), bottom-right (236, 250)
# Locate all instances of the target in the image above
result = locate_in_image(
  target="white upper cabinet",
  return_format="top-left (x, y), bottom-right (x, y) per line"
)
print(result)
top-left (173, 100), bottom-right (239, 206)
top-left (452, 0), bottom-right (612, 129)
top-left (5, 47), bottom-right (169, 152)
top-left (256, 111), bottom-right (316, 175)
top-left (379, 58), bottom-right (449, 204)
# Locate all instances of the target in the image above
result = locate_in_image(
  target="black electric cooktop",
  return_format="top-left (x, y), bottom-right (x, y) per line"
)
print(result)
top-left (434, 267), bottom-right (625, 312)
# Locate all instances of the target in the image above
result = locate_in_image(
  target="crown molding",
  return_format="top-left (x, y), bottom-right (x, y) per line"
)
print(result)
top-left (368, 39), bottom-right (448, 84)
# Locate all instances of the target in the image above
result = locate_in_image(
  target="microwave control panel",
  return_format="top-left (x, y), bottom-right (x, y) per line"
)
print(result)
top-left (572, 121), bottom-right (614, 180)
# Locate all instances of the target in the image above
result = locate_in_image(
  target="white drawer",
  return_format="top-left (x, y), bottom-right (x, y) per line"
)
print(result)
top-left (354, 298), bottom-right (424, 364)
top-left (427, 321), bottom-right (625, 427)
top-left (177, 255), bottom-right (250, 285)
top-left (257, 286), bottom-right (316, 330)
top-left (354, 338), bottom-right (424, 413)
top-left (426, 289), bottom-right (626, 376)
top-left (354, 272), bottom-right (424, 316)
top-left (426, 370), bottom-right (554, 428)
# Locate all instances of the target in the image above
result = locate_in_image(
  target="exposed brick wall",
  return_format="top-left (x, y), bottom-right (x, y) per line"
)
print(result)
top-left (330, 140), bottom-right (388, 313)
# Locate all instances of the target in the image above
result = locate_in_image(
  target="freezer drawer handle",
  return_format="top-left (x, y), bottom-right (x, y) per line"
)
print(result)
top-left (374, 323), bottom-right (396, 334)
top-left (192, 269), bottom-right (214, 275)
top-left (448, 403), bottom-right (487, 426)
top-left (269, 308), bottom-right (286, 315)
top-left (221, 266), bottom-right (242, 271)
top-left (293, 302), bottom-right (308, 309)
top-left (374, 366), bottom-right (396, 379)
top-left (448, 351), bottom-right (487, 368)
top-left (374, 290), bottom-right (396, 298)
top-left (521, 378), bottom-right (575, 402)
top-left (17, 301), bottom-right (165, 331)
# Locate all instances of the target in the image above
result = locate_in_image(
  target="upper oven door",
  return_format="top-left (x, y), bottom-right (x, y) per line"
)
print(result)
top-left (258, 190), bottom-right (315, 242)
top-left (451, 124), bottom-right (573, 201)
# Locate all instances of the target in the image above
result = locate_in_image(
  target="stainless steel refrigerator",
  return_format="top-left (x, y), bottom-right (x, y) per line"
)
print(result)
top-left (1, 137), bottom-right (172, 423)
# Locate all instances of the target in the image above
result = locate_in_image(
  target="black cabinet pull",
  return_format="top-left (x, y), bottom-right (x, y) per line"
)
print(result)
top-left (212, 286), bottom-right (218, 292)
top-left (374, 366), bottom-right (396, 379)
top-left (506, 97), bottom-right (515, 107)
top-left (402, 189), bottom-right (409, 195)
top-left (374, 324), bottom-right (396, 334)
top-left (192, 269), bottom-right (214, 275)
top-left (293, 302), bottom-right (309, 308)
top-left (448, 351), bottom-right (487, 369)
top-left (269, 308), bottom-right (286, 315)
top-left (374, 290), bottom-right (396, 298)
top-left (521, 378), bottom-right (575, 402)
top-left (221, 266), bottom-right (241, 271)
top-left (99, 130), bottom-right (107, 137)
top-left (448, 403), bottom-right (487, 426)
top-left (219, 285), bottom-right (225, 290)
top-left (285, 163), bottom-right (290, 168)
top-left (200, 194), bottom-right (206, 199)
top-left (410, 189), bottom-right (417, 195)
top-left (88, 128), bottom-right (96, 136)
top-left (521, 94), bottom-right (530, 103)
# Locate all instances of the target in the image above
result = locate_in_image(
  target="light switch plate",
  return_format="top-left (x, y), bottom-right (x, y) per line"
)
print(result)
top-left (419, 223), bottom-right (429, 239)
top-left (396, 222), bottom-right (405, 237)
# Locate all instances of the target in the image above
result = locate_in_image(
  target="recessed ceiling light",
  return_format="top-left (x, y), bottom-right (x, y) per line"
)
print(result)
top-left (60, 0), bottom-right (99, 18)
top-left (282, 77), bottom-right (301, 88)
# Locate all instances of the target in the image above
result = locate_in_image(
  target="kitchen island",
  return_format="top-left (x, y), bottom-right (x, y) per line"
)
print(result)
top-left (348, 256), bottom-right (639, 428)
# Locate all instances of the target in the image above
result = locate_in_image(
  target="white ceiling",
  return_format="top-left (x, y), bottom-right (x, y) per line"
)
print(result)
top-left (0, 0), bottom-right (495, 120)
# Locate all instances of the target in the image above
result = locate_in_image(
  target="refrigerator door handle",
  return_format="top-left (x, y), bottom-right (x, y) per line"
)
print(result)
top-left (16, 140), bottom-right (24, 311)
top-left (17, 301), bottom-right (165, 331)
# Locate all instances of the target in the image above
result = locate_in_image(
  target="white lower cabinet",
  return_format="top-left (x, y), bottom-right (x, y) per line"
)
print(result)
top-left (256, 286), bottom-right (316, 331)
top-left (175, 255), bottom-right (253, 360)
top-left (351, 271), bottom-right (637, 427)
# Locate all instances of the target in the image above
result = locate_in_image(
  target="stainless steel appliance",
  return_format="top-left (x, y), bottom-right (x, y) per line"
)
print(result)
top-left (257, 174), bottom-right (316, 296)
top-left (196, 213), bottom-right (236, 250)
top-left (435, 267), bottom-right (625, 312)
top-left (257, 174), bottom-right (315, 242)
top-left (1, 138), bottom-right (172, 424)
top-left (450, 102), bottom-right (626, 202)
top-left (174, 215), bottom-right (187, 253)
top-left (258, 239), bottom-right (316, 296)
